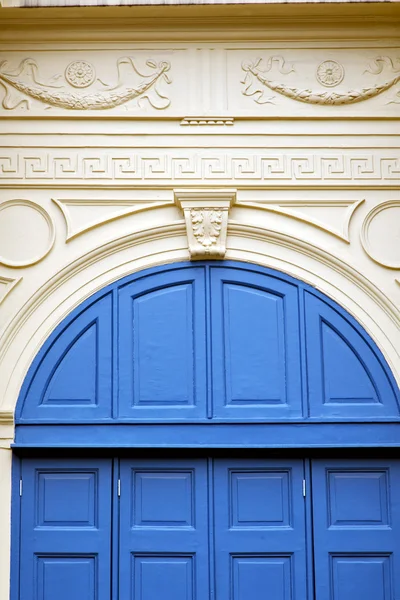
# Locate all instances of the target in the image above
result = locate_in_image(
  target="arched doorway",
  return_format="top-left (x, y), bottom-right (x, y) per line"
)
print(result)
top-left (13, 261), bottom-right (400, 600)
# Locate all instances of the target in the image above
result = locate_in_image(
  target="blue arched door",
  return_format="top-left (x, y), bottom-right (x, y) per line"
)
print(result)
top-left (13, 262), bottom-right (400, 600)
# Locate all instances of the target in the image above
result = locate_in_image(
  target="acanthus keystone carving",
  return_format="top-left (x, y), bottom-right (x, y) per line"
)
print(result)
top-left (0, 57), bottom-right (171, 110)
top-left (174, 189), bottom-right (236, 259)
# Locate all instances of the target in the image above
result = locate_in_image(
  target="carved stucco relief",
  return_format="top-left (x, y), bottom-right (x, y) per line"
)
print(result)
top-left (174, 189), bottom-right (236, 259)
top-left (0, 57), bottom-right (172, 110)
top-left (1, 149), bottom-right (399, 184)
top-left (241, 55), bottom-right (400, 105)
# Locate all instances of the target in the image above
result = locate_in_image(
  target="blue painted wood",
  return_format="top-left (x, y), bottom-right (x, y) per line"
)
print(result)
top-left (15, 455), bottom-right (400, 600)
top-left (119, 458), bottom-right (209, 600)
top-left (213, 458), bottom-right (308, 600)
top-left (16, 261), bottom-right (400, 433)
top-left (312, 459), bottom-right (400, 600)
top-left (14, 422), bottom-right (400, 448)
top-left (210, 266), bottom-right (302, 419)
top-left (305, 292), bottom-right (399, 419)
top-left (19, 458), bottom-right (112, 600)
top-left (20, 293), bottom-right (113, 421)
top-left (118, 267), bottom-right (207, 419)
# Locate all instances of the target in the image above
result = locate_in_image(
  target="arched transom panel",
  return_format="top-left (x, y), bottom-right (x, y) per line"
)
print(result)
top-left (16, 262), bottom-right (399, 425)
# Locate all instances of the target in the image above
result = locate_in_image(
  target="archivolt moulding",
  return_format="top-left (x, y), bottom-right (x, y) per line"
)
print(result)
top-left (0, 199), bottom-right (55, 268)
top-left (0, 218), bottom-right (399, 419)
top-left (361, 200), bottom-right (400, 269)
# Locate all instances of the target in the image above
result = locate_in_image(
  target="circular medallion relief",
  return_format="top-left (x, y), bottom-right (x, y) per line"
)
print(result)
top-left (361, 201), bottom-right (400, 269)
top-left (0, 200), bottom-right (55, 268)
top-left (65, 61), bottom-right (96, 88)
top-left (316, 60), bottom-right (345, 87)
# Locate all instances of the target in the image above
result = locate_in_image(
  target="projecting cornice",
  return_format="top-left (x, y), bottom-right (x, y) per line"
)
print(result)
top-left (0, 3), bottom-right (399, 42)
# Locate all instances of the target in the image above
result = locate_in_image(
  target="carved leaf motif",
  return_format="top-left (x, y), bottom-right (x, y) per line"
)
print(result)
top-left (190, 209), bottom-right (223, 249)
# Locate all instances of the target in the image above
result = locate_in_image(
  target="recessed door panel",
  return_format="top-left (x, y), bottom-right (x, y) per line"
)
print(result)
top-left (19, 458), bottom-right (112, 600)
top-left (213, 458), bottom-right (308, 600)
top-left (311, 459), bottom-right (400, 600)
top-left (210, 267), bottom-right (302, 419)
top-left (118, 458), bottom-right (209, 600)
top-left (118, 268), bottom-right (207, 419)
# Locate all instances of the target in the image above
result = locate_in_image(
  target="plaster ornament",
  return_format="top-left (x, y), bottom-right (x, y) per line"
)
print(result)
top-left (2, 149), bottom-right (398, 185)
top-left (190, 209), bottom-right (223, 253)
top-left (65, 60), bottom-right (96, 88)
top-left (316, 60), bottom-right (344, 87)
top-left (53, 197), bottom-right (173, 241)
top-left (242, 56), bottom-right (400, 105)
top-left (181, 117), bottom-right (234, 126)
top-left (0, 57), bottom-right (171, 110)
top-left (174, 189), bottom-right (236, 259)
top-left (0, 199), bottom-right (55, 267)
top-left (0, 275), bottom-right (21, 304)
top-left (361, 201), bottom-right (400, 269)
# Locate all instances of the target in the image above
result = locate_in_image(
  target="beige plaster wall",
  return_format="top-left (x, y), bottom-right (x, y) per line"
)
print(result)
top-left (0, 4), bottom-right (399, 598)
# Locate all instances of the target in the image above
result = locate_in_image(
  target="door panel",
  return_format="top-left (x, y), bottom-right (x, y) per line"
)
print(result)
top-left (119, 458), bottom-right (209, 600)
top-left (209, 267), bottom-right (302, 420)
top-left (19, 458), bottom-right (112, 600)
top-left (213, 458), bottom-right (308, 600)
top-left (312, 459), bottom-right (400, 600)
top-left (118, 268), bottom-right (207, 420)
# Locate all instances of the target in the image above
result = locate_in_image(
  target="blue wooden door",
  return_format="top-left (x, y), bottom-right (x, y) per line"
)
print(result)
top-left (19, 458), bottom-right (112, 600)
top-left (214, 458), bottom-right (308, 600)
top-left (118, 267), bottom-right (207, 420)
top-left (209, 267), bottom-right (302, 420)
top-left (119, 458), bottom-right (210, 600)
top-left (312, 459), bottom-right (400, 600)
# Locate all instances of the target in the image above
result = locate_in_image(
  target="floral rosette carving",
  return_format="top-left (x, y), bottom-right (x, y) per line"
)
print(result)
top-left (65, 61), bottom-right (96, 88)
top-left (316, 60), bottom-right (344, 87)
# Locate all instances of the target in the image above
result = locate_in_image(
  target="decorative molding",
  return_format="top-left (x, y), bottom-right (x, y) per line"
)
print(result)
top-left (0, 275), bottom-right (21, 304)
top-left (0, 57), bottom-right (171, 110)
top-left (53, 197), bottom-right (173, 241)
top-left (0, 199), bottom-right (55, 268)
top-left (316, 60), bottom-right (345, 88)
top-left (361, 200), bottom-right (400, 269)
top-left (1, 219), bottom-right (399, 418)
top-left (181, 117), bottom-right (234, 126)
top-left (174, 188), bottom-right (236, 259)
top-left (242, 55), bottom-right (400, 105)
top-left (238, 198), bottom-right (364, 243)
top-left (0, 411), bottom-right (13, 427)
top-left (1, 149), bottom-right (399, 186)
top-left (65, 61), bottom-right (96, 89)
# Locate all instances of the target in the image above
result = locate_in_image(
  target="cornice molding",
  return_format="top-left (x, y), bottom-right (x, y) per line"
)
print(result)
top-left (0, 4), bottom-right (399, 42)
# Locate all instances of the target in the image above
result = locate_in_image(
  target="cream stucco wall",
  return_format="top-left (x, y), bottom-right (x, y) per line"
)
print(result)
top-left (0, 3), bottom-right (399, 598)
